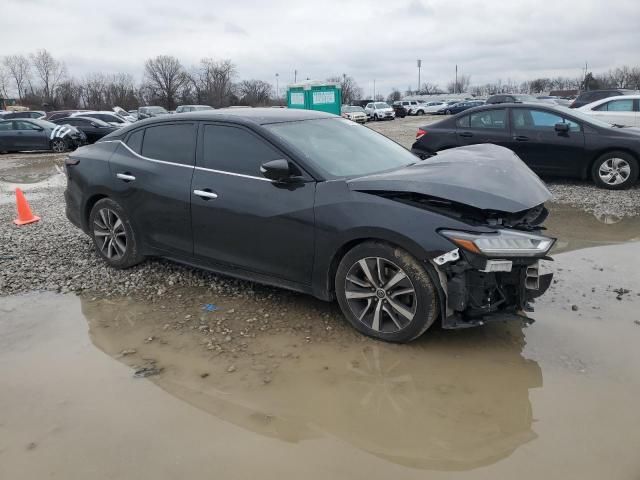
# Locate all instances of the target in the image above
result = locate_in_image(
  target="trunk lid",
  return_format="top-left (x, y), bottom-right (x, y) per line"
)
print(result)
top-left (348, 144), bottom-right (551, 213)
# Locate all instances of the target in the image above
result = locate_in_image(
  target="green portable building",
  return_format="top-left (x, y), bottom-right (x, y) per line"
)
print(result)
top-left (286, 81), bottom-right (342, 116)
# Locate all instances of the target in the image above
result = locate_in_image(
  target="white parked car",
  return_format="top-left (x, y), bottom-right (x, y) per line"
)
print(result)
top-left (71, 111), bottom-right (132, 127)
top-left (578, 95), bottom-right (640, 127)
top-left (364, 102), bottom-right (395, 121)
top-left (341, 105), bottom-right (368, 123)
top-left (419, 101), bottom-right (449, 114)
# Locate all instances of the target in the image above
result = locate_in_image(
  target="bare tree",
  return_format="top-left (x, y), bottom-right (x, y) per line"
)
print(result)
top-left (386, 88), bottom-right (401, 103)
top-left (56, 79), bottom-right (82, 109)
top-left (327, 75), bottom-right (362, 104)
top-left (419, 82), bottom-right (442, 94)
top-left (3, 54), bottom-right (31, 101)
top-left (30, 49), bottom-right (66, 105)
top-left (237, 79), bottom-right (272, 106)
top-left (0, 64), bottom-right (10, 100)
top-left (446, 74), bottom-right (471, 94)
top-left (143, 55), bottom-right (189, 109)
top-left (191, 58), bottom-right (237, 107)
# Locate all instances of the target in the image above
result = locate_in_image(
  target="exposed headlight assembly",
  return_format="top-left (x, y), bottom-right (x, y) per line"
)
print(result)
top-left (440, 229), bottom-right (555, 257)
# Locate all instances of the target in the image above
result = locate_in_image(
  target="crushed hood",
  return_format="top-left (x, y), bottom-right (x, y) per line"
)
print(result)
top-left (348, 144), bottom-right (551, 213)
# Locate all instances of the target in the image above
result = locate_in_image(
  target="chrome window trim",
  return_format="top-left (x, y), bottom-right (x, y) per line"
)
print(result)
top-left (101, 139), bottom-right (271, 181)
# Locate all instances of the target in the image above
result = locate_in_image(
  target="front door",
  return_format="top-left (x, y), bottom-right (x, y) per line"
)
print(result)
top-left (191, 123), bottom-right (316, 286)
top-left (13, 121), bottom-right (49, 150)
top-left (509, 108), bottom-right (585, 176)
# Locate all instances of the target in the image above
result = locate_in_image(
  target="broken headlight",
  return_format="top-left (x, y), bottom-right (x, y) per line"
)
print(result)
top-left (440, 229), bottom-right (555, 257)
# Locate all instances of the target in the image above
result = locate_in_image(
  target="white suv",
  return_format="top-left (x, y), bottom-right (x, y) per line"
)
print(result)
top-left (364, 102), bottom-right (395, 121)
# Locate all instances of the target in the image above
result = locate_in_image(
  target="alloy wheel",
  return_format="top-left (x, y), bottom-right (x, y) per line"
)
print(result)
top-left (344, 257), bottom-right (417, 333)
top-left (93, 208), bottom-right (127, 260)
top-left (52, 139), bottom-right (66, 153)
top-left (598, 158), bottom-right (631, 186)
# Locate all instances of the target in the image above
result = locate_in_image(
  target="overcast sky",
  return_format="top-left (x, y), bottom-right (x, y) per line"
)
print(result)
top-left (2, 0), bottom-right (639, 96)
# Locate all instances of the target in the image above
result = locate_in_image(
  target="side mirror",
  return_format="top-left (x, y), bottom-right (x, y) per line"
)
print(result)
top-left (554, 122), bottom-right (570, 133)
top-left (260, 159), bottom-right (293, 182)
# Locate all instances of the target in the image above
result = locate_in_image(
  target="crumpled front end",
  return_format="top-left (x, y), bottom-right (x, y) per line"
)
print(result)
top-left (431, 247), bottom-right (553, 329)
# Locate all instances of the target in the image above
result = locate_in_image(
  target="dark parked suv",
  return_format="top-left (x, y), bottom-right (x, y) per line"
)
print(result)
top-left (64, 109), bottom-right (555, 342)
top-left (570, 89), bottom-right (639, 108)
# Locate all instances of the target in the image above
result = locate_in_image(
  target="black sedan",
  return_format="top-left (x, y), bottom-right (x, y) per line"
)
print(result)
top-left (436, 100), bottom-right (484, 115)
top-left (64, 109), bottom-right (555, 343)
top-left (52, 116), bottom-right (118, 144)
top-left (412, 103), bottom-right (640, 189)
top-left (0, 118), bottom-right (87, 153)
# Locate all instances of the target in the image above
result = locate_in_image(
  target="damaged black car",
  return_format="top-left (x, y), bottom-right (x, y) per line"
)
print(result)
top-left (64, 109), bottom-right (554, 343)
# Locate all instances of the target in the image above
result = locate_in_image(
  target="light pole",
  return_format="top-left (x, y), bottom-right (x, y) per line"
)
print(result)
top-left (294, 69), bottom-right (297, 83)
top-left (417, 59), bottom-right (421, 94)
top-left (275, 73), bottom-right (279, 99)
top-left (455, 64), bottom-right (458, 94)
top-left (373, 79), bottom-right (376, 100)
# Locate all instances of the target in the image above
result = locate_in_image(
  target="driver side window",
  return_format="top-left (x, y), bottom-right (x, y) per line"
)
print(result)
top-left (14, 121), bottom-right (40, 131)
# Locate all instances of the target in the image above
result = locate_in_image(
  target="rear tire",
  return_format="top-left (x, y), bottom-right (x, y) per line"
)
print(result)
top-left (335, 241), bottom-right (439, 343)
top-left (89, 198), bottom-right (144, 269)
top-left (591, 151), bottom-right (638, 190)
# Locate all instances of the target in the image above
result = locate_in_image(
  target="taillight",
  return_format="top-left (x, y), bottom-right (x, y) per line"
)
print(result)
top-left (416, 128), bottom-right (427, 140)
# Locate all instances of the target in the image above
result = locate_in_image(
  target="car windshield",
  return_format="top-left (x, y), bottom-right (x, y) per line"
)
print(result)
top-left (265, 118), bottom-right (416, 179)
top-left (148, 106), bottom-right (168, 113)
top-left (374, 102), bottom-right (389, 108)
top-left (342, 106), bottom-right (364, 113)
top-left (193, 105), bottom-right (213, 111)
top-left (555, 106), bottom-right (619, 128)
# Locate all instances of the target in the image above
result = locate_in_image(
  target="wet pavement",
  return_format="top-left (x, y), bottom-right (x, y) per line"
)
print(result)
top-left (1, 242), bottom-right (639, 479)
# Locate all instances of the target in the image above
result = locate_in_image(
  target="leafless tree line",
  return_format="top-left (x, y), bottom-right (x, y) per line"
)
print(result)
top-left (0, 50), bottom-right (286, 110)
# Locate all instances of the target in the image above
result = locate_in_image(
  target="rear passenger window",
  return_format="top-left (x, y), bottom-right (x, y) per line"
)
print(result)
top-left (141, 123), bottom-right (196, 165)
top-left (469, 109), bottom-right (506, 129)
top-left (126, 129), bottom-right (144, 154)
top-left (201, 125), bottom-right (282, 176)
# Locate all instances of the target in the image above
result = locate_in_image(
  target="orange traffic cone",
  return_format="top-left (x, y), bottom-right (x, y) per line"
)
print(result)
top-left (13, 188), bottom-right (40, 225)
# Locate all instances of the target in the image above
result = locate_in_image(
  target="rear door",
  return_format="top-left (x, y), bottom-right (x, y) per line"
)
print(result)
top-left (591, 98), bottom-right (636, 126)
top-left (509, 108), bottom-right (585, 175)
top-left (456, 108), bottom-right (511, 147)
top-left (190, 122), bottom-right (316, 286)
top-left (0, 121), bottom-right (14, 150)
top-left (108, 122), bottom-right (196, 255)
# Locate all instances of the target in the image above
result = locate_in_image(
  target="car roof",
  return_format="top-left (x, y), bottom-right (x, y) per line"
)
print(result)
top-left (145, 108), bottom-right (334, 125)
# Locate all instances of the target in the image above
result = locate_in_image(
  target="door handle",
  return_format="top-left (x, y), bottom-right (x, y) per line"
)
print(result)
top-left (459, 131), bottom-right (473, 138)
top-left (116, 173), bottom-right (136, 182)
top-left (513, 135), bottom-right (529, 142)
top-left (193, 189), bottom-right (218, 200)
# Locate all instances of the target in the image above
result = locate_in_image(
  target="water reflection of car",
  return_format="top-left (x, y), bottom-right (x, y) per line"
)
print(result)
top-left (392, 104), bottom-right (408, 118)
top-left (341, 105), bottom-right (368, 123)
top-left (0, 118), bottom-right (87, 153)
top-left (485, 94), bottom-right (542, 105)
top-left (412, 103), bottom-right (640, 189)
top-left (83, 296), bottom-right (542, 472)
top-left (364, 102), bottom-right (395, 120)
top-left (52, 116), bottom-right (118, 144)
top-left (137, 106), bottom-right (169, 119)
top-left (66, 109), bottom-right (555, 343)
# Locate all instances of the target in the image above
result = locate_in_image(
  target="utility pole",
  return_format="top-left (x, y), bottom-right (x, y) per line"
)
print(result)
top-left (373, 79), bottom-right (376, 100)
top-left (455, 64), bottom-right (458, 94)
top-left (294, 69), bottom-right (297, 83)
top-left (417, 59), bottom-right (421, 94)
top-left (275, 73), bottom-right (279, 99)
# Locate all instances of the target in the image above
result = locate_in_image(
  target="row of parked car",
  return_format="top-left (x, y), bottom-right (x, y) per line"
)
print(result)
top-left (0, 104), bottom-right (216, 154)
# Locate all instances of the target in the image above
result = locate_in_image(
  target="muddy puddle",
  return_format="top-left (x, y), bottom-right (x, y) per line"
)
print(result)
top-left (0, 153), bottom-right (66, 204)
top-left (1, 242), bottom-right (640, 479)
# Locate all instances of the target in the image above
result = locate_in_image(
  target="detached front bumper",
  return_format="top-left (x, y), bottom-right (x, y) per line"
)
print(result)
top-left (430, 249), bottom-right (553, 329)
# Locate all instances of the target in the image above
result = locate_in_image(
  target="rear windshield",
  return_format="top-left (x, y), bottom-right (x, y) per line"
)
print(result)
top-left (265, 118), bottom-right (415, 179)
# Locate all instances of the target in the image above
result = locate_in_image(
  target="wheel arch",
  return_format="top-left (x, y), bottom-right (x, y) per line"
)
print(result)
top-left (82, 193), bottom-right (109, 231)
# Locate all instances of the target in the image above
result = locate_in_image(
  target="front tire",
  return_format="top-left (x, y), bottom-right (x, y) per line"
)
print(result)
top-left (335, 241), bottom-right (439, 343)
top-left (89, 198), bottom-right (144, 269)
top-left (373, 114), bottom-right (379, 121)
top-left (51, 138), bottom-right (67, 153)
top-left (591, 151), bottom-right (638, 189)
